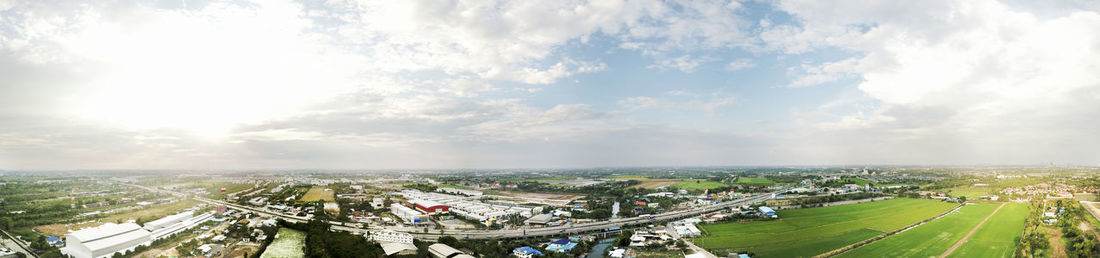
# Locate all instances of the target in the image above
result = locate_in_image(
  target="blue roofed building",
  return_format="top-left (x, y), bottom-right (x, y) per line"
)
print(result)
top-left (46, 236), bottom-right (64, 247)
top-left (758, 206), bottom-right (776, 217)
top-left (513, 246), bottom-right (543, 258)
top-left (545, 238), bottom-right (577, 252)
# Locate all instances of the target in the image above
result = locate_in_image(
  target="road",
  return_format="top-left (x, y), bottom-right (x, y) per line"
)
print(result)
top-left (0, 228), bottom-right (38, 258)
top-left (128, 182), bottom-right (773, 240)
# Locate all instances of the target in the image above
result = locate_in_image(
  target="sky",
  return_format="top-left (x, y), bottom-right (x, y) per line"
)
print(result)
top-left (2, 0), bottom-right (1100, 170)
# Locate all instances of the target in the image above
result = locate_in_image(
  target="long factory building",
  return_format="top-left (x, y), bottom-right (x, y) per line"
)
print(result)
top-left (61, 211), bottom-right (212, 258)
top-left (399, 190), bottom-right (542, 222)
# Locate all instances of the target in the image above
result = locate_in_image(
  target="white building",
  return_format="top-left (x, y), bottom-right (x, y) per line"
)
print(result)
top-left (371, 197), bottom-right (386, 209)
top-left (147, 211), bottom-right (214, 240)
top-left (400, 190), bottom-right (537, 223)
top-left (143, 211), bottom-right (193, 232)
top-left (437, 188), bottom-right (483, 196)
top-left (61, 223), bottom-right (152, 258)
top-left (369, 229), bottom-right (413, 244)
top-left (391, 203), bottom-right (428, 224)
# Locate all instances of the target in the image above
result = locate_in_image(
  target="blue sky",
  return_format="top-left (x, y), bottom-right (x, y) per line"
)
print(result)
top-left (2, 0), bottom-right (1100, 169)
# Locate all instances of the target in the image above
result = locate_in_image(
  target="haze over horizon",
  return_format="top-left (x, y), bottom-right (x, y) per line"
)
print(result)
top-left (3, 0), bottom-right (1100, 170)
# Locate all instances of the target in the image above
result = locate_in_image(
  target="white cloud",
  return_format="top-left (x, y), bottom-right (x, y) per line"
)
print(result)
top-left (619, 91), bottom-right (736, 114)
top-left (724, 58), bottom-right (755, 71)
top-left (777, 0), bottom-right (1100, 164)
top-left (787, 58), bottom-right (859, 88)
top-left (647, 55), bottom-right (715, 72)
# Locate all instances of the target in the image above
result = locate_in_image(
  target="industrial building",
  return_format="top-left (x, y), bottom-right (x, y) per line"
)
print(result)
top-left (428, 243), bottom-right (475, 258)
top-left (146, 211), bottom-right (214, 240)
top-left (400, 190), bottom-right (540, 223)
top-left (369, 229), bottom-right (413, 244)
top-left (409, 199), bottom-right (450, 215)
top-left (758, 206), bottom-right (776, 217)
top-left (380, 242), bottom-right (418, 256)
top-left (61, 223), bottom-right (152, 258)
top-left (525, 214), bottom-right (553, 225)
top-left (391, 203), bottom-right (429, 224)
top-left (437, 188), bottom-right (483, 196)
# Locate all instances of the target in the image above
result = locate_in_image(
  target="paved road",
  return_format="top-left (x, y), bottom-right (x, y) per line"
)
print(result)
top-left (128, 181), bottom-right (773, 240)
top-left (0, 228), bottom-right (38, 258)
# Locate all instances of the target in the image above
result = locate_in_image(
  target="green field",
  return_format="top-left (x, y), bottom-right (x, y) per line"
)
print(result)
top-left (736, 177), bottom-right (775, 185)
top-left (696, 198), bottom-right (957, 257)
top-left (949, 204), bottom-right (1029, 258)
top-left (944, 186), bottom-right (996, 199)
top-left (837, 203), bottom-right (1000, 258)
top-left (261, 228), bottom-right (306, 258)
top-left (673, 180), bottom-right (727, 190)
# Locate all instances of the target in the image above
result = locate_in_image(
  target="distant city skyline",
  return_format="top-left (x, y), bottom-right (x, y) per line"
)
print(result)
top-left (2, 0), bottom-right (1100, 169)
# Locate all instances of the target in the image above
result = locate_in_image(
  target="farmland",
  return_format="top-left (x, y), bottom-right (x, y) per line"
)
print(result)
top-left (260, 228), bottom-right (306, 258)
top-left (696, 198), bottom-right (957, 257)
top-left (673, 180), bottom-right (727, 190)
top-left (298, 186), bottom-right (336, 202)
top-left (836, 203), bottom-right (1000, 258)
top-left (736, 177), bottom-right (775, 185)
top-left (949, 203), bottom-right (1029, 258)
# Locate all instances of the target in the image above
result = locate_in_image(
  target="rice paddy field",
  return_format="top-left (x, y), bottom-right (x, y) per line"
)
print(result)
top-left (836, 203), bottom-right (1000, 258)
top-left (943, 186), bottom-right (997, 199)
top-left (696, 198), bottom-right (957, 257)
top-left (673, 180), bottom-right (727, 190)
top-left (948, 204), bottom-right (1029, 258)
top-left (260, 228), bottom-right (306, 258)
top-left (735, 177), bottom-right (775, 185)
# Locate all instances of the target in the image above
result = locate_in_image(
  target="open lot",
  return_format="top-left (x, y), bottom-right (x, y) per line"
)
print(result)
top-left (696, 198), bottom-right (957, 257)
top-left (837, 203), bottom-right (1000, 258)
top-left (949, 203), bottom-right (1029, 258)
top-left (260, 228), bottom-right (306, 258)
top-left (298, 186), bottom-right (336, 202)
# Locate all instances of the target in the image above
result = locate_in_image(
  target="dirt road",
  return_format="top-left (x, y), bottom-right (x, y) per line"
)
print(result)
top-left (938, 203), bottom-right (1005, 258)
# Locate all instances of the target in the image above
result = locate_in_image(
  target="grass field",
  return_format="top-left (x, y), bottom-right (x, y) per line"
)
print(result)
top-left (837, 203), bottom-right (1000, 258)
top-left (261, 228), bottom-right (306, 258)
top-left (944, 186), bottom-right (996, 199)
top-left (949, 204), bottom-right (1029, 258)
top-left (696, 198), bottom-right (957, 257)
top-left (736, 177), bottom-right (775, 185)
top-left (298, 186), bottom-right (335, 202)
top-left (673, 180), bottom-right (727, 190)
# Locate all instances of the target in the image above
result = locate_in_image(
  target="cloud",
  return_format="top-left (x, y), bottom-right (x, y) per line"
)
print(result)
top-left (787, 58), bottom-right (859, 88)
top-left (777, 0), bottom-right (1100, 164)
top-left (619, 91), bottom-right (736, 114)
top-left (724, 58), bottom-right (755, 71)
top-left (646, 55), bottom-right (715, 72)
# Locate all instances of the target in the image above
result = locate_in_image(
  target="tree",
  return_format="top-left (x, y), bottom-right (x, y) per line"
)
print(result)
top-left (438, 236), bottom-right (460, 247)
top-left (0, 217), bottom-right (12, 230)
top-left (676, 240), bottom-right (688, 249)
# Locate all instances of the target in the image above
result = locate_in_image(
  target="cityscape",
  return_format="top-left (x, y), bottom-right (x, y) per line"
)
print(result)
top-left (3, 0), bottom-right (1100, 258)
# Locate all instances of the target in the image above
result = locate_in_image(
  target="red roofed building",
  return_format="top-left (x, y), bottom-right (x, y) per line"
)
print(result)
top-left (410, 199), bottom-right (449, 215)
top-left (634, 201), bottom-right (646, 206)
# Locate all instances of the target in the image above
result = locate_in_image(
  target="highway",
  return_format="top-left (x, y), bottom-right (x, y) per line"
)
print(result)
top-left (128, 182), bottom-right (773, 240)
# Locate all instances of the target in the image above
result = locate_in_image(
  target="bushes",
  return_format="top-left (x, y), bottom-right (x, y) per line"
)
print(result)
top-left (281, 219), bottom-right (385, 258)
